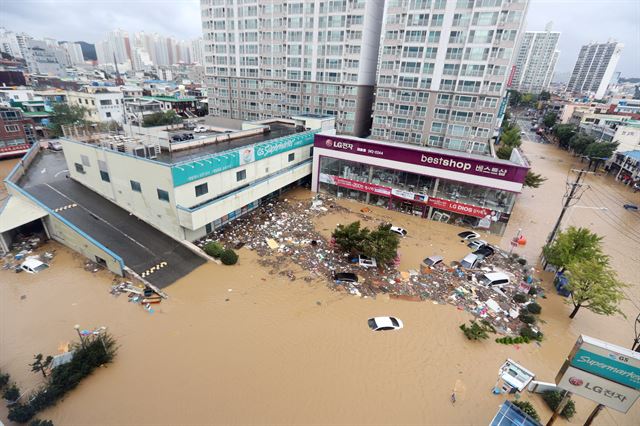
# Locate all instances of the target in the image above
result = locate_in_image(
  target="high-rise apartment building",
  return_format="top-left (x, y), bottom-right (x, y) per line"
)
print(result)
top-left (201, 0), bottom-right (384, 136)
top-left (567, 41), bottom-right (623, 100)
top-left (370, 0), bottom-right (529, 155)
top-left (60, 42), bottom-right (86, 65)
top-left (511, 22), bottom-right (559, 94)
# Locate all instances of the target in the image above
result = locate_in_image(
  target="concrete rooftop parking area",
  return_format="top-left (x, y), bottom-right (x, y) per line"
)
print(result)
top-left (18, 150), bottom-right (205, 288)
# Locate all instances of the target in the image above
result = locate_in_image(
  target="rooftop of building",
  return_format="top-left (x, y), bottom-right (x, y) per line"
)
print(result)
top-left (140, 95), bottom-right (197, 103)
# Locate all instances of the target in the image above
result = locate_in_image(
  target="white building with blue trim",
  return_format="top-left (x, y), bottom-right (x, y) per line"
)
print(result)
top-left (59, 115), bottom-right (335, 241)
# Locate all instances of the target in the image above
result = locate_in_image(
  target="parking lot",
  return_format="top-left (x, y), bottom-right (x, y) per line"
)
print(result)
top-left (19, 151), bottom-right (205, 287)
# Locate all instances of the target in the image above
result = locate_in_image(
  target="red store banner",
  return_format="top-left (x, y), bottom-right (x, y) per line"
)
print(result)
top-left (427, 197), bottom-right (492, 218)
top-left (320, 174), bottom-right (392, 197)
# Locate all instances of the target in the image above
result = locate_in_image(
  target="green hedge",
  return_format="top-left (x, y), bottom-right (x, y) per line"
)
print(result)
top-left (203, 241), bottom-right (225, 258)
top-left (220, 249), bottom-right (239, 265)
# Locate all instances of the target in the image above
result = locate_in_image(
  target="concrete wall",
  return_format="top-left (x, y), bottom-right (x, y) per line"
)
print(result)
top-left (60, 138), bottom-right (183, 239)
top-left (44, 214), bottom-right (123, 274)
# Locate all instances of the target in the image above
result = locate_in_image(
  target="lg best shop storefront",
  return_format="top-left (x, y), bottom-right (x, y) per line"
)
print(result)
top-left (311, 134), bottom-right (529, 235)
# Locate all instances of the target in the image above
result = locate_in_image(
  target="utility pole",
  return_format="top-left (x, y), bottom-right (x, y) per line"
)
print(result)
top-left (545, 169), bottom-right (588, 248)
top-left (633, 312), bottom-right (640, 352)
top-left (583, 403), bottom-right (604, 426)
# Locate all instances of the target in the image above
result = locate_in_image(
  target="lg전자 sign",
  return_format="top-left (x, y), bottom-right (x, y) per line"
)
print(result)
top-left (556, 364), bottom-right (640, 413)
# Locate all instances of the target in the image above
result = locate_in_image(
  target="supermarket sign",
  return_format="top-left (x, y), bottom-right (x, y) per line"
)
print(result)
top-left (171, 130), bottom-right (316, 186)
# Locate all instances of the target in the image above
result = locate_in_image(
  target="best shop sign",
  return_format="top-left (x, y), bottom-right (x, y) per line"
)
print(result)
top-left (316, 135), bottom-right (529, 184)
top-left (555, 335), bottom-right (640, 412)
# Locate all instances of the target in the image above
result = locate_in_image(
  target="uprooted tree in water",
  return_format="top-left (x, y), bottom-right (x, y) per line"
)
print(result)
top-left (332, 221), bottom-right (399, 265)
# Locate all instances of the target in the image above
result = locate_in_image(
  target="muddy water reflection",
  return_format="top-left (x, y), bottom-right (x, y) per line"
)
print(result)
top-left (1, 140), bottom-right (639, 424)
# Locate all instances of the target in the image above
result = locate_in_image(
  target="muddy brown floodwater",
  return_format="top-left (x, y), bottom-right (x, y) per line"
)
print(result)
top-left (1, 136), bottom-right (639, 426)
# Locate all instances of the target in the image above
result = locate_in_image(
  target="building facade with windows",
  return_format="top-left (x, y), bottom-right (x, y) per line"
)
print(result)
top-left (370, 0), bottom-right (529, 155)
top-left (66, 87), bottom-right (125, 124)
top-left (566, 41), bottom-right (624, 100)
top-left (511, 24), bottom-right (559, 93)
top-left (201, 0), bottom-right (384, 136)
top-left (312, 133), bottom-right (529, 235)
top-left (60, 115), bottom-right (334, 241)
top-left (0, 106), bottom-right (36, 159)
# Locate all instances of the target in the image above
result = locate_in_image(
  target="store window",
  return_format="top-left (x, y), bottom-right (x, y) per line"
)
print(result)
top-left (100, 170), bottom-right (110, 182)
top-left (236, 170), bottom-right (246, 181)
top-left (130, 180), bottom-right (142, 192)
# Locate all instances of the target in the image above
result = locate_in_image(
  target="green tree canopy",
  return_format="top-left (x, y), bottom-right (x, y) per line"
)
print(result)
top-left (543, 226), bottom-right (605, 272)
top-left (539, 91), bottom-right (551, 101)
top-left (568, 133), bottom-right (595, 155)
top-left (543, 112), bottom-right (557, 128)
top-left (332, 221), bottom-right (399, 265)
top-left (508, 90), bottom-right (522, 107)
top-left (524, 171), bottom-right (547, 188)
top-left (142, 110), bottom-right (183, 127)
top-left (565, 258), bottom-right (628, 319)
top-left (585, 141), bottom-right (619, 160)
top-left (553, 124), bottom-right (577, 148)
top-left (362, 223), bottom-right (400, 265)
top-left (500, 126), bottom-right (522, 148)
top-left (49, 103), bottom-right (88, 137)
top-left (496, 145), bottom-right (513, 160)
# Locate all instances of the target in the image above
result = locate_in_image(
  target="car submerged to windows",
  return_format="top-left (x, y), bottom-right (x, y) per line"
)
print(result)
top-left (367, 316), bottom-right (404, 331)
top-left (390, 226), bottom-right (408, 237)
top-left (458, 231), bottom-right (480, 241)
top-left (19, 258), bottom-right (49, 274)
top-left (333, 272), bottom-right (358, 283)
top-left (423, 255), bottom-right (443, 268)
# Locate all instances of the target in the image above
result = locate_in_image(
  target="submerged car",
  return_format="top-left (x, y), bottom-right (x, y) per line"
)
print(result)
top-left (474, 245), bottom-right (495, 259)
top-left (460, 253), bottom-right (481, 269)
top-left (458, 231), bottom-right (480, 241)
top-left (194, 126), bottom-right (208, 133)
top-left (467, 239), bottom-right (488, 250)
top-left (334, 272), bottom-right (358, 283)
top-left (367, 316), bottom-right (404, 331)
top-left (390, 226), bottom-right (408, 237)
top-left (358, 255), bottom-right (377, 268)
top-left (19, 258), bottom-right (49, 274)
top-left (423, 255), bottom-right (444, 268)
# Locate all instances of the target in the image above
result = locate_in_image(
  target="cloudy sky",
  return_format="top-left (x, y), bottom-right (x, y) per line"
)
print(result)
top-left (1, 0), bottom-right (638, 76)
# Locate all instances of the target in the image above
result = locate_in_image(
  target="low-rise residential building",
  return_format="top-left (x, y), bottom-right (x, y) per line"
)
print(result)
top-left (59, 114), bottom-right (334, 241)
top-left (608, 150), bottom-right (640, 183)
top-left (66, 87), bottom-right (125, 123)
top-left (0, 106), bottom-right (36, 158)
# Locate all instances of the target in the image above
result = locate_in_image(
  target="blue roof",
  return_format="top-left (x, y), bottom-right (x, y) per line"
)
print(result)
top-left (490, 401), bottom-right (541, 426)
top-left (621, 151), bottom-right (640, 161)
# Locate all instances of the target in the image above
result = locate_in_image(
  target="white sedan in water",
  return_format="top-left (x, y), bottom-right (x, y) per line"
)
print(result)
top-left (390, 226), bottom-right (408, 237)
top-left (367, 316), bottom-right (404, 331)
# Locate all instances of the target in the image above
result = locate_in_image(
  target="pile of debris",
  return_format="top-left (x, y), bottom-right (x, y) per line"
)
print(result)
top-left (197, 195), bottom-right (543, 335)
top-left (109, 281), bottom-right (163, 313)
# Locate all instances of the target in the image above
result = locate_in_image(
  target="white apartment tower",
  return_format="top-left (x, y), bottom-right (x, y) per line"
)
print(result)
top-left (370, 0), bottom-right (529, 155)
top-left (201, 0), bottom-right (385, 136)
top-left (511, 22), bottom-right (559, 93)
top-left (567, 41), bottom-right (624, 100)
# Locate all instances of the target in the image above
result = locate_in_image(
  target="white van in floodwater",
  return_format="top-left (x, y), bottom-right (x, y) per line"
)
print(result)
top-left (478, 272), bottom-right (510, 288)
top-left (19, 258), bottom-right (49, 274)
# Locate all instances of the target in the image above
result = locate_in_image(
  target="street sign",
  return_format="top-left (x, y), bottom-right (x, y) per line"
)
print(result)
top-left (556, 364), bottom-right (640, 413)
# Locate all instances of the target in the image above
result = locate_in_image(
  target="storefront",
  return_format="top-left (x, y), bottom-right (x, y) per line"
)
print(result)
top-left (312, 134), bottom-right (528, 235)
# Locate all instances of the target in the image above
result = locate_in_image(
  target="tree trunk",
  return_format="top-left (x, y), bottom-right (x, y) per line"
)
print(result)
top-left (569, 303), bottom-right (581, 319)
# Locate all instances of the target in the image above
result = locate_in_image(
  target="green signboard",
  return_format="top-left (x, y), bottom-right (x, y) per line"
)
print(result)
top-left (571, 348), bottom-right (640, 390)
top-left (254, 132), bottom-right (316, 160)
top-left (171, 130), bottom-right (316, 187)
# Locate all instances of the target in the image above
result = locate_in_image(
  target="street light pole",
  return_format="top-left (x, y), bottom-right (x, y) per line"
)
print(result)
top-left (633, 312), bottom-right (640, 352)
top-left (74, 324), bottom-right (86, 349)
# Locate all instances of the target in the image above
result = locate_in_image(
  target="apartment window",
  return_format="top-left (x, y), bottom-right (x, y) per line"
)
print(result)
top-left (424, 47), bottom-right (438, 59)
top-left (288, 153), bottom-right (295, 162)
top-left (80, 155), bottom-right (90, 167)
top-left (236, 170), bottom-right (246, 181)
top-left (100, 170), bottom-right (110, 182)
top-left (157, 189), bottom-right (170, 202)
top-left (106, 112), bottom-right (112, 118)
top-left (195, 183), bottom-right (209, 197)
top-left (74, 163), bottom-right (85, 174)
top-left (427, 31), bottom-right (441, 43)
top-left (4, 125), bottom-right (19, 132)
top-left (130, 180), bottom-right (141, 192)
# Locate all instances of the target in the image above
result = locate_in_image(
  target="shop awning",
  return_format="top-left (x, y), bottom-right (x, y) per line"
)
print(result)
top-left (0, 195), bottom-right (48, 233)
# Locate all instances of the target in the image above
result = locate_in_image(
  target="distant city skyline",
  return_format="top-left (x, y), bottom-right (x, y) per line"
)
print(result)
top-left (1, 0), bottom-right (638, 76)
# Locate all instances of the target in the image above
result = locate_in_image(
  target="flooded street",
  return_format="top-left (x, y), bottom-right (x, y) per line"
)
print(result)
top-left (1, 135), bottom-right (639, 426)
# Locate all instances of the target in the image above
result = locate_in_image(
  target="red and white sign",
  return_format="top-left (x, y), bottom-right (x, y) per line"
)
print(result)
top-left (319, 174), bottom-right (392, 197)
top-left (427, 197), bottom-right (492, 218)
top-left (391, 188), bottom-right (428, 203)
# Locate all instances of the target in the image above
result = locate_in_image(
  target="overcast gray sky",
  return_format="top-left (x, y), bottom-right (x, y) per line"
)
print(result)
top-left (1, 0), bottom-right (638, 76)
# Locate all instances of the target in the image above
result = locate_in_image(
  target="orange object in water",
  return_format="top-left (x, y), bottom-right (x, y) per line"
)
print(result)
top-left (517, 236), bottom-right (527, 245)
